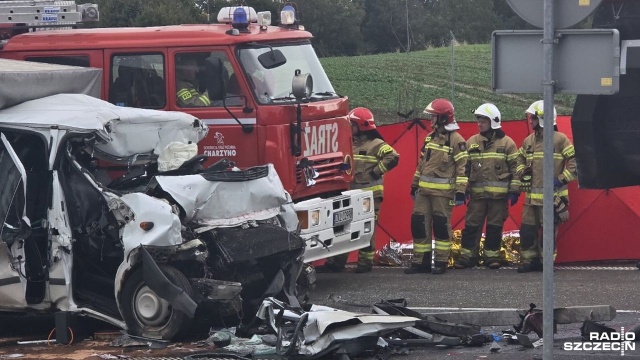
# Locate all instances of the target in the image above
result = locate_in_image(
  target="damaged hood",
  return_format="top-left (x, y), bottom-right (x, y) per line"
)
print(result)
top-left (150, 164), bottom-right (293, 227)
top-left (0, 94), bottom-right (207, 158)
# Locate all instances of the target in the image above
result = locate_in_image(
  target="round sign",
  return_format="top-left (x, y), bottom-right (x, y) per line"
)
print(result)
top-left (506, 0), bottom-right (603, 29)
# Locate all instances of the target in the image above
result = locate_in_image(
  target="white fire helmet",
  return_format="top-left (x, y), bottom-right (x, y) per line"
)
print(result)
top-left (474, 103), bottom-right (501, 129)
top-left (526, 100), bottom-right (557, 128)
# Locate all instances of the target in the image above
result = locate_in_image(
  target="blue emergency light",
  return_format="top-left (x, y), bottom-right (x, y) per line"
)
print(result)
top-left (280, 5), bottom-right (296, 25)
top-left (232, 7), bottom-right (249, 29)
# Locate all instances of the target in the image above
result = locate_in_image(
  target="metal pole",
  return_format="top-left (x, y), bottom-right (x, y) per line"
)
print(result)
top-left (542, 0), bottom-right (555, 359)
top-left (450, 30), bottom-right (455, 104)
top-left (406, 0), bottom-right (410, 52)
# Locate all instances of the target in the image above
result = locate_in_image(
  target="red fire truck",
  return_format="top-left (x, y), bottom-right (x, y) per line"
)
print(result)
top-left (0, 1), bottom-right (375, 263)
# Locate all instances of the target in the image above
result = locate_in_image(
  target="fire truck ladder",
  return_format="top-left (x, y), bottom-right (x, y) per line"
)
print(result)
top-left (0, 1), bottom-right (98, 28)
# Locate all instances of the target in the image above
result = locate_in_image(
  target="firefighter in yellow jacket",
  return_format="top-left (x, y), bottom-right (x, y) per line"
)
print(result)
top-left (455, 103), bottom-right (520, 270)
top-left (318, 107), bottom-right (400, 273)
top-left (516, 100), bottom-right (577, 273)
top-left (175, 56), bottom-right (211, 108)
top-left (406, 98), bottom-right (468, 275)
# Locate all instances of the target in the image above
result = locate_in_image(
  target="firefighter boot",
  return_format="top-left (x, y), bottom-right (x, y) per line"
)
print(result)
top-left (454, 257), bottom-right (478, 269)
top-left (517, 258), bottom-right (541, 273)
top-left (404, 252), bottom-right (432, 274)
top-left (432, 261), bottom-right (448, 275)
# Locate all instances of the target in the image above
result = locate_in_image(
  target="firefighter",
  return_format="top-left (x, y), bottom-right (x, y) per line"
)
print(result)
top-left (454, 103), bottom-right (520, 270)
top-left (317, 107), bottom-right (400, 273)
top-left (175, 56), bottom-right (211, 107)
top-left (406, 98), bottom-right (468, 275)
top-left (516, 100), bottom-right (577, 273)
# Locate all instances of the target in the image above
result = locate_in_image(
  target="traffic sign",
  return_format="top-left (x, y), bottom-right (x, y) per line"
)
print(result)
top-left (492, 29), bottom-right (620, 95)
top-left (506, 0), bottom-right (603, 29)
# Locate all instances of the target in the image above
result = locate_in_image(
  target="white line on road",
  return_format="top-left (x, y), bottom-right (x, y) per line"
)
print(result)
top-left (408, 307), bottom-right (640, 313)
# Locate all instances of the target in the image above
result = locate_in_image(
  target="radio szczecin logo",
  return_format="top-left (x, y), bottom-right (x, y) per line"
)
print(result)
top-left (564, 328), bottom-right (635, 356)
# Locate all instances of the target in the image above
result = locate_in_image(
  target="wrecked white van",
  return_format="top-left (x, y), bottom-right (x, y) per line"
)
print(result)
top-left (0, 94), bottom-right (306, 340)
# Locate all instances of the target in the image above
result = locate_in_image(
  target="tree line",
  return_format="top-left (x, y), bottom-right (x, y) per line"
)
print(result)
top-left (91, 0), bottom-right (536, 56)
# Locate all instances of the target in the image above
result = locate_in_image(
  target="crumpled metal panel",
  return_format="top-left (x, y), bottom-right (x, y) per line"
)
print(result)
top-left (152, 164), bottom-right (293, 228)
top-left (0, 94), bottom-right (207, 159)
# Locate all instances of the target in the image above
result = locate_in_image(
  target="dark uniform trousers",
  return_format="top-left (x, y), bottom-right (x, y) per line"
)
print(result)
top-left (459, 198), bottom-right (508, 263)
top-left (411, 193), bottom-right (454, 265)
top-left (520, 204), bottom-right (558, 264)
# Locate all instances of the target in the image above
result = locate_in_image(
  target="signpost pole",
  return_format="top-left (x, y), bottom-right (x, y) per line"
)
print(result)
top-left (542, 0), bottom-right (556, 359)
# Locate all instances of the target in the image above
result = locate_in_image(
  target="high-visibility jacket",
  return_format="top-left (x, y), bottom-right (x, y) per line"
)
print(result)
top-left (412, 130), bottom-right (468, 198)
top-left (176, 80), bottom-right (211, 107)
top-left (351, 136), bottom-right (399, 198)
top-left (466, 132), bottom-right (520, 199)
top-left (516, 131), bottom-right (577, 206)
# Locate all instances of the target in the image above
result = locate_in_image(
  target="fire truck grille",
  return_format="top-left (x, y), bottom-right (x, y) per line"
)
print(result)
top-left (296, 154), bottom-right (344, 184)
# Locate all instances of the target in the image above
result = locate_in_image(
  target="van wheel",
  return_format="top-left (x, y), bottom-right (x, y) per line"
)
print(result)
top-left (120, 265), bottom-right (193, 340)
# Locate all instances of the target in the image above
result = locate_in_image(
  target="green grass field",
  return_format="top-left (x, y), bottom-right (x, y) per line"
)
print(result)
top-left (321, 44), bottom-right (575, 125)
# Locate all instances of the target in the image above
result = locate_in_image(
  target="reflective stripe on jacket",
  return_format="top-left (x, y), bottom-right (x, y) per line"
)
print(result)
top-left (176, 80), bottom-right (211, 107)
top-left (466, 133), bottom-right (519, 199)
top-left (412, 130), bottom-right (468, 197)
top-left (516, 131), bottom-right (577, 206)
top-left (352, 136), bottom-right (399, 198)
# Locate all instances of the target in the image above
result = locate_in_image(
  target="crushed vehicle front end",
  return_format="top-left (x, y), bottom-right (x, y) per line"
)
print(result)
top-left (111, 163), bottom-right (307, 339)
top-left (0, 94), bottom-right (307, 341)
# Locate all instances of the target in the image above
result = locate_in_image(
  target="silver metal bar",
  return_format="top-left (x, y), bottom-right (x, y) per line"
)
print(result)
top-left (542, 0), bottom-right (555, 358)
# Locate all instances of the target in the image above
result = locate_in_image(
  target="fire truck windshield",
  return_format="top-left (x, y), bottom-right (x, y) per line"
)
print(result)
top-left (237, 42), bottom-right (337, 104)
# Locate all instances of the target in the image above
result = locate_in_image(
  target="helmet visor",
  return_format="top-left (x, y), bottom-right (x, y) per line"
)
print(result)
top-left (421, 112), bottom-right (437, 121)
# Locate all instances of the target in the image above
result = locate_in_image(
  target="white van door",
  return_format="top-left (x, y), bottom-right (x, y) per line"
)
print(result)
top-left (0, 133), bottom-right (30, 308)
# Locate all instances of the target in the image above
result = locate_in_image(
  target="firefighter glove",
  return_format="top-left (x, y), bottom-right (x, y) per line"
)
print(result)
top-left (554, 195), bottom-right (570, 223)
top-left (520, 166), bottom-right (533, 193)
top-left (369, 170), bottom-right (381, 180)
top-left (553, 178), bottom-right (564, 189)
top-left (507, 192), bottom-right (519, 207)
top-left (454, 192), bottom-right (466, 206)
top-left (411, 185), bottom-right (418, 200)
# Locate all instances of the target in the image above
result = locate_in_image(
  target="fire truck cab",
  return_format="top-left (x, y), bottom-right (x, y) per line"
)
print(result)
top-left (0, 2), bottom-right (375, 263)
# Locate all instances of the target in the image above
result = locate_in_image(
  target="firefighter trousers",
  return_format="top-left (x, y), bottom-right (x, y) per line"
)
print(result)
top-left (459, 198), bottom-right (508, 263)
top-left (411, 193), bottom-right (453, 264)
top-left (519, 204), bottom-right (558, 264)
top-left (326, 197), bottom-right (381, 269)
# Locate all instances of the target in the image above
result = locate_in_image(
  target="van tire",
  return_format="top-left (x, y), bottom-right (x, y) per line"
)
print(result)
top-left (120, 265), bottom-right (193, 340)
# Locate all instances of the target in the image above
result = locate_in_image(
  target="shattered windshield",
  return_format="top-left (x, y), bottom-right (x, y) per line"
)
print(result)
top-left (237, 42), bottom-right (337, 104)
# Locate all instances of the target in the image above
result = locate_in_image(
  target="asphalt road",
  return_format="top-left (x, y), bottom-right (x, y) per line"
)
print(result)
top-left (1, 264), bottom-right (639, 359)
top-left (306, 264), bottom-right (640, 359)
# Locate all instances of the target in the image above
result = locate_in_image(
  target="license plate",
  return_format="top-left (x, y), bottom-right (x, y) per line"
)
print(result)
top-left (333, 208), bottom-right (353, 226)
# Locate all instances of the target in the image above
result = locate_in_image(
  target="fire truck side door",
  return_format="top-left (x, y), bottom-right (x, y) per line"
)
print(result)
top-left (170, 48), bottom-right (259, 168)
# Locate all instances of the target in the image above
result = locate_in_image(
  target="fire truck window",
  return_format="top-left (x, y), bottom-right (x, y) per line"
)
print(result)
top-left (26, 56), bottom-right (90, 68)
top-left (109, 54), bottom-right (165, 109)
top-left (175, 51), bottom-right (241, 108)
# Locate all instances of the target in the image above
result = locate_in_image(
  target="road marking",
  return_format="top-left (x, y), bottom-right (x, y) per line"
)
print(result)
top-left (383, 266), bottom-right (639, 271)
top-left (407, 307), bottom-right (640, 313)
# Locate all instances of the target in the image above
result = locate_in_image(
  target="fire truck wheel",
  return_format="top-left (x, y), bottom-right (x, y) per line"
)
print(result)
top-left (120, 265), bottom-right (194, 340)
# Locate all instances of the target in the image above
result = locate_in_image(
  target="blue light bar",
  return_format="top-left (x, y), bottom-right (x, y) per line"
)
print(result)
top-left (280, 4), bottom-right (296, 25)
top-left (232, 7), bottom-right (249, 29)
